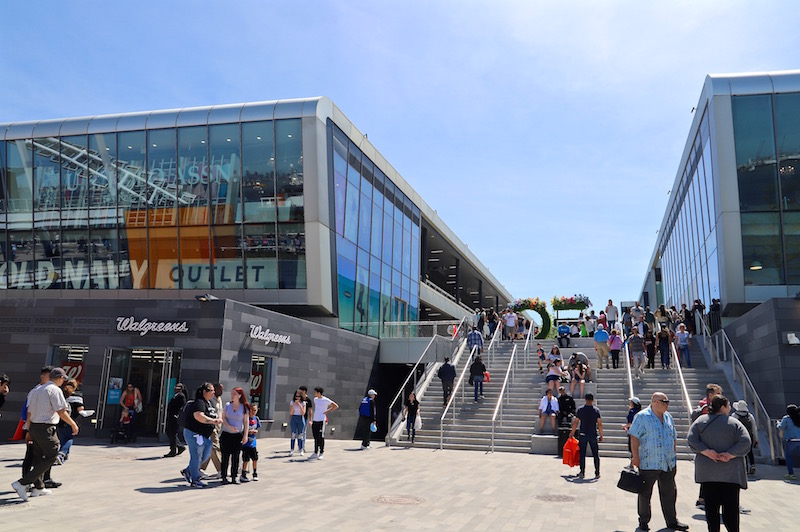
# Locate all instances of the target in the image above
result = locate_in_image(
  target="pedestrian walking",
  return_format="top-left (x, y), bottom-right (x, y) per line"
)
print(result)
top-left (181, 383), bottom-right (223, 488)
top-left (199, 382), bottom-right (224, 479)
top-left (220, 387), bottom-right (250, 484)
top-left (469, 355), bottom-right (486, 402)
top-left (467, 326), bottom-right (484, 354)
top-left (403, 392), bottom-right (420, 444)
top-left (731, 400), bottom-right (757, 475)
top-left (438, 357), bottom-right (456, 406)
top-left (241, 404), bottom-right (260, 481)
top-left (288, 389), bottom-right (307, 456)
top-left (298, 385), bottom-right (313, 452)
top-left (778, 403), bottom-right (800, 481)
top-left (164, 383), bottom-right (187, 457)
top-left (11, 367), bottom-right (78, 502)
top-left (628, 392), bottom-right (689, 531)
top-left (569, 393), bottom-right (603, 479)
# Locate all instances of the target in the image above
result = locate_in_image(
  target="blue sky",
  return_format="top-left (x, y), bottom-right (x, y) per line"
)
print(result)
top-left (2, 1), bottom-right (799, 313)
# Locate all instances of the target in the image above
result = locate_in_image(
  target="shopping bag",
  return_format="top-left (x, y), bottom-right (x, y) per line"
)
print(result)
top-left (484, 371), bottom-right (490, 382)
top-left (562, 437), bottom-right (579, 467)
top-left (414, 416), bottom-right (422, 430)
top-left (617, 467), bottom-right (645, 493)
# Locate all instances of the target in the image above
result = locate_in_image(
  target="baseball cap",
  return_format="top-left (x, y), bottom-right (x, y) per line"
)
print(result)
top-left (50, 367), bottom-right (68, 379)
top-left (367, 389), bottom-right (377, 396)
top-left (629, 397), bottom-right (641, 406)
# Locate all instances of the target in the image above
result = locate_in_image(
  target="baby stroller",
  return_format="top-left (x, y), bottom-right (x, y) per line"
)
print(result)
top-left (110, 408), bottom-right (137, 444)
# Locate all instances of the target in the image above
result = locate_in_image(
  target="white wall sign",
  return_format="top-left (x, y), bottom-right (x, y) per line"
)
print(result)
top-left (116, 316), bottom-right (189, 336)
top-left (248, 324), bottom-right (292, 345)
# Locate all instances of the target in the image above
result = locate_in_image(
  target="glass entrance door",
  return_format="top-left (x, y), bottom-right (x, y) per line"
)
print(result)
top-left (95, 347), bottom-right (182, 439)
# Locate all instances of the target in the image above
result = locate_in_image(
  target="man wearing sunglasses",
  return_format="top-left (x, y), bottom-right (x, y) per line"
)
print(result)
top-left (628, 393), bottom-right (689, 531)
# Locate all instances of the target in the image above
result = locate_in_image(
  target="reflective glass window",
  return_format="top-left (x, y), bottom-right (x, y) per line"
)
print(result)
top-left (6, 140), bottom-right (34, 289)
top-left (0, 141), bottom-right (6, 288)
top-left (241, 223), bottom-right (277, 288)
top-left (116, 131), bottom-right (146, 288)
top-left (741, 212), bottom-right (784, 285)
top-left (210, 123), bottom-right (241, 225)
top-left (278, 222), bottom-right (305, 289)
top-left (774, 93), bottom-right (800, 211)
top-left (358, 191), bottom-right (371, 251)
top-left (344, 182), bottom-right (358, 243)
top-left (59, 135), bottom-right (91, 290)
top-left (32, 136), bottom-right (62, 289)
top-left (368, 270), bottom-right (381, 338)
top-left (354, 264), bottom-right (369, 335)
top-left (242, 121), bottom-right (275, 223)
top-left (275, 120), bottom-right (303, 223)
top-left (347, 144), bottom-right (361, 187)
top-left (381, 201), bottom-right (392, 264)
top-left (370, 197), bottom-right (382, 258)
top-left (336, 235), bottom-right (356, 331)
top-left (88, 133), bottom-right (120, 289)
top-left (147, 129), bottom-right (179, 289)
top-left (177, 127), bottom-right (212, 289)
top-left (333, 129), bottom-right (347, 234)
top-left (732, 95), bottom-right (779, 211)
top-left (784, 212), bottom-right (800, 285)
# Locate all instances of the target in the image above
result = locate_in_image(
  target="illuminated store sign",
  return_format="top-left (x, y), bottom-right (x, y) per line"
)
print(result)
top-left (116, 316), bottom-right (189, 336)
top-left (248, 324), bottom-right (292, 345)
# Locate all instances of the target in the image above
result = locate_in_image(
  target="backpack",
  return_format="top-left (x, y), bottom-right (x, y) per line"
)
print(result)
top-left (359, 397), bottom-right (372, 417)
top-left (733, 411), bottom-right (755, 438)
top-left (690, 405), bottom-right (705, 422)
top-left (178, 399), bottom-right (195, 431)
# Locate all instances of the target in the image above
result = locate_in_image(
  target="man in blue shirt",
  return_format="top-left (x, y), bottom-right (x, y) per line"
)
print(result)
top-left (557, 323), bottom-right (571, 348)
top-left (467, 326), bottom-right (484, 354)
top-left (628, 393), bottom-right (689, 531)
top-left (593, 324), bottom-right (610, 370)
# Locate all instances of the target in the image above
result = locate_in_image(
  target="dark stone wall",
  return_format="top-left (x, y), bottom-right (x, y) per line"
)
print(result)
top-left (0, 298), bottom-right (380, 442)
top-left (725, 298), bottom-right (800, 418)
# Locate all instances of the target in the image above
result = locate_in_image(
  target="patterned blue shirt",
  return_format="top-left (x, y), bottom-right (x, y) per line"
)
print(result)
top-left (467, 330), bottom-right (484, 351)
top-left (628, 407), bottom-right (677, 471)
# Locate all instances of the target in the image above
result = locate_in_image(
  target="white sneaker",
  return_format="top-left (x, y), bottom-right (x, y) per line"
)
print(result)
top-left (299, 450), bottom-right (305, 456)
top-left (208, 472), bottom-right (221, 480)
top-left (317, 454), bottom-right (324, 460)
top-left (199, 470), bottom-right (210, 480)
top-left (308, 453), bottom-right (318, 459)
top-left (288, 450), bottom-right (294, 457)
top-left (11, 481), bottom-right (28, 502)
top-left (30, 488), bottom-right (52, 497)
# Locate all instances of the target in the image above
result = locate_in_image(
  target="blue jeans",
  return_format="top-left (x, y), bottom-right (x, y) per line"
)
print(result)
top-left (473, 375), bottom-right (484, 400)
top-left (785, 440), bottom-right (800, 474)
top-left (290, 415), bottom-right (306, 450)
top-left (184, 428), bottom-right (213, 483)
top-left (677, 345), bottom-right (691, 367)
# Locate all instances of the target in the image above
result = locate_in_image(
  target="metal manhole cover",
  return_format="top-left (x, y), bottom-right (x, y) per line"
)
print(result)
top-left (535, 494), bottom-right (576, 503)
top-left (372, 495), bottom-right (425, 505)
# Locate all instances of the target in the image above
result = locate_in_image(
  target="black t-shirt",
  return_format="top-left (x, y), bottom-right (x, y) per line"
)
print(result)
top-left (185, 397), bottom-right (216, 437)
top-left (575, 404), bottom-right (601, 439)
top-left (302, 397), bottom-right (313, 421)
top-left (407, 399), bottom-right (420, 417)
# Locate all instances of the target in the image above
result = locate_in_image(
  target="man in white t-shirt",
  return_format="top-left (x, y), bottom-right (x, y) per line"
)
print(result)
top-left (605, 300), bottom-right (619, 330)
top-left (309, 387), bottom-right (338, 460)
top-left (504, 311), bottom-right (517, 342)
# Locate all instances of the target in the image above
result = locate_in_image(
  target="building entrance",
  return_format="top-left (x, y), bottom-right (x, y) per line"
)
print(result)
top-left (95, 347), bottom-right (182, 440)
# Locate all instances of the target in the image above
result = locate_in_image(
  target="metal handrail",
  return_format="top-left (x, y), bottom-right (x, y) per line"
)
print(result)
top-left (669, 340), bottom-right (693, 424)
top-left (440, 345), bottom-right (478, 449)
top-left (490, 344), bottom-right (517, 452)
top-left (485, 316), bottom-right (504, 367)
top-left (522, 317), bottom-right (536, 368)
top-left (380, 319), bottom-right (461, 338)
top-left (622, 330), bottom-right (634, 402)
top-left (386, 335), bottom-right (438, 445)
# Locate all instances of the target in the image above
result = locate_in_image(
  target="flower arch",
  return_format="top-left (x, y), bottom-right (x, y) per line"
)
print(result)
top-left (508, 297), bottom-right (551, 339)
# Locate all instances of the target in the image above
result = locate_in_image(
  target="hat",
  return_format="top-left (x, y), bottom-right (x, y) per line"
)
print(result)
top-left (367, 389), bottom-right (377, 396)
top-left (629, 397), bottom-right (641, 406)
top-left (597, 324), bottom-right (604, 330)
top-left (733, 400), bottom-right (749, 412)
top-left (50, 367), bottom-right (67, 380)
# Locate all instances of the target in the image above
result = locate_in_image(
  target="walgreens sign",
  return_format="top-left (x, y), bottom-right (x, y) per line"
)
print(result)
top-left (116, 316), bottom-right (189, 336)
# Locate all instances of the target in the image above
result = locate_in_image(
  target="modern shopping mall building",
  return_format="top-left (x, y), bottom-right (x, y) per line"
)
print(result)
top-left (638, 71), bottom-right (800, 415)
top-left (0, 97), bottom-right (512, 439)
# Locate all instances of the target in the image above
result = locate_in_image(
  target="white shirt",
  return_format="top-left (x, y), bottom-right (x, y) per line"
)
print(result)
top-left (505, 313), bottom-right (517, 327)
top-left (606, 305), bottom-right (618, 321)
top-left (312, 396), bottom-right (333, 422)
top-left (539, 396), bottom-right (559, 414)
top-left (27, 381), bottom-right (68, 424)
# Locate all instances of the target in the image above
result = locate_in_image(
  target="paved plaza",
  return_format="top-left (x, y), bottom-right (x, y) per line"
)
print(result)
top-left (0, 437), bottom-right (795, 530)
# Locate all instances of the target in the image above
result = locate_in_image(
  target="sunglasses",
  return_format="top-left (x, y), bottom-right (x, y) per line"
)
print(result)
top-left (658, 399), bottom-right (670, 404)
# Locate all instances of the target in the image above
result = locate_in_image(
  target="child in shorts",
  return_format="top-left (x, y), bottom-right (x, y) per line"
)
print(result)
top-left (241, 404), bottom-right (261, 482)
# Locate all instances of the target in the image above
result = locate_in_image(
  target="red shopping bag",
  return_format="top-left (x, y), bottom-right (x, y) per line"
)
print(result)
top-left (562, 437), bottom-right (580, 467)
top-left (484, 371), bottom-right (490, 382)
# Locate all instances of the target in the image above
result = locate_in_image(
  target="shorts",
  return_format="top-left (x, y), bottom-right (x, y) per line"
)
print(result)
top-left (242, 446), bottom-right (259, 462)
top-left (545, 374), bottom-right (561, 383)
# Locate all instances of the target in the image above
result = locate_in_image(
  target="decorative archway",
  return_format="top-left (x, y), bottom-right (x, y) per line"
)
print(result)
top-left (508, 297), bottom-right (551, 339)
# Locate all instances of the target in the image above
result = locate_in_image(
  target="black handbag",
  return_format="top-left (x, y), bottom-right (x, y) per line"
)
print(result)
top-left (617, 467), bottom-right (645, 493)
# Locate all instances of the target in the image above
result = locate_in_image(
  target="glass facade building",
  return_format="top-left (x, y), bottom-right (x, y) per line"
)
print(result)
top-left (0, 98), bottom-right (511, 334)
top-left (640, 71), bottom-right (800, 317)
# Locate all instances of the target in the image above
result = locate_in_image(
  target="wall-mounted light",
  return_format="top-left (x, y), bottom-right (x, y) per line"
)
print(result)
top-left (749, 261), bottom-right (763, 271)
top-left (195, 294), bottom-right (220, 302)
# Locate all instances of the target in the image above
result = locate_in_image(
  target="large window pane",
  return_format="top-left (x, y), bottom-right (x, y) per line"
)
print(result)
top-left (275, 120), bottom-right (303, 223)
top-left (88, 133), bottom-right (120, 289)
top-left (344, 182), bottom-right (359, 243)
top-left (60, 135), bottom-right (90, 289)
top-left (33, 136), bottom-right (62, 289)
top-left (117, 131), bottom-right (147, 288)
top-left (775, 93), bottom-right (800, 211)
top-left (278, 222), bottom-right (305, 289)
top-left (242, 121), bottom-right (275, 223)
top-left (210, 123), bottom-right (241, 225)
top-left (147, 129), bottom-right (178, 289)
top-left (6, 141), bottom-right (33, 288)
top-left (333, 128), bottom-right (347, 235)
top-left (732, 95), bottom-right (779, 211)
top-left (741, 212), bottom-right (784, 285)
top-left (177, 127), bottom-right (211, 289)
top-left (0, 141), bottom-right (6, 288)
top-left (242, 223), bottom-right (278, 288)
top-left (784, 213), bottom-right (800, 285)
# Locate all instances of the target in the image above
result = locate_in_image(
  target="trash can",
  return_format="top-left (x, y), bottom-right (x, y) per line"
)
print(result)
top-left (557, 427), bottom-right (571, 457)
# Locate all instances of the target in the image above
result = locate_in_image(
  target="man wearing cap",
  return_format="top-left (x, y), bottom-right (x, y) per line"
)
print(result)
top-left (358, 389), bottom-right (377, 450)
top-left (11, 368), bottom-right (78, 502)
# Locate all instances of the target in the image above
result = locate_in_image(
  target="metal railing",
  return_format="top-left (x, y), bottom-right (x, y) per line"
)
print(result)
top-left (697, 318), bottom-right (781, 463)
top-left (380, 319), bottom-right (464, 339)
top-left (386, 335), bottom-right (439, 445)
top-left (490, 344), bottom-right (517, 452)
top-left (622, 333), bottom-right (634, 402)
top-left (421, 278), bottom-right (476, 316)
top-left (522, 319), bottom-right (536, 368)
top-left (485, 316), bottom-right (505, 367)
top-left (440, 346), bottom-right (478, 449)
top-left (669, 339), bottom-right (693, 424)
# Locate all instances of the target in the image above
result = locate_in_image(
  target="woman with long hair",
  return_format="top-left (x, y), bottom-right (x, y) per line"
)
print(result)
top-left (778, 404), bottom-right (800, 481)
top-left (220, 386), bottom-right (250, 484)
top-left (288, 389), bottom-right (307, 456)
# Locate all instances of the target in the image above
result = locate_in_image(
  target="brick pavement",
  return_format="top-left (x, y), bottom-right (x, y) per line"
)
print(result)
top-left (0, 438), bottom-right (794, 531)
